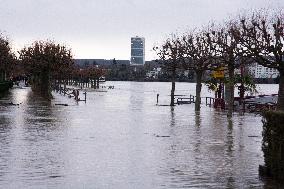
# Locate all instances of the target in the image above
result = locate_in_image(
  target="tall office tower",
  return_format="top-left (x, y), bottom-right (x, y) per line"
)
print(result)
top-left (130, 36), bottom-right (145, 65)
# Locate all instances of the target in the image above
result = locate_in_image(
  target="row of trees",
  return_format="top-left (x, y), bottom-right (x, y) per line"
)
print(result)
top-left (0, 38), bottom-right (105, 98)
top-left (19, 41), bottom-right (74, 98)
top-left (154, 11), bottom-right (283, 116)
top-left (0, 34), bottom-right (15, 82)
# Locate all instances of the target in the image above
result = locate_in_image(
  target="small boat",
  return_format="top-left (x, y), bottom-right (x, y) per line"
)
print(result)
top-left (99, 76), bottom-right (106, 82)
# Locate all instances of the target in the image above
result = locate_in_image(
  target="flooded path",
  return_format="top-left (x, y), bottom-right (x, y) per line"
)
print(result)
top-left (0, 82), bottom-right (281, 188)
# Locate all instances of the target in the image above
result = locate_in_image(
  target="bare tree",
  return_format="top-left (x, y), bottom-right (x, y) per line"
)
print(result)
top-left (182, 30), bottom-right (219, 111)
top-left (239, 11), bottom-right (284, 110)
top-left (154, 35), bottom-right (183, 106)
top-left (206, 22), bottom-right (243, 117)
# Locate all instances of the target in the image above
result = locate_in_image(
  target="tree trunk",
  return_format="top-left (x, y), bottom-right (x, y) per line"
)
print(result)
top-left (0, 71), bottom-right (3, 81)
top-left (277, 70), bottom-right (284, 111)
top-left (227, 63), bottom-right (235, 117)
top-left (195, 70), bottom-right (203, 111)
top-left (40, 69), bottom-right (52, 99)
top-left (170, 70), bottom-right (176, 106)
top-left (63, 79), bottom-right (67, 95)
top-left (96, 78), bottom-right (99, 89)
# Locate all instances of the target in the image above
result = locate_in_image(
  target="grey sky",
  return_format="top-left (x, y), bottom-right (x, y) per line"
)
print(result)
top-left (0, 0), bottom-right (283, 60)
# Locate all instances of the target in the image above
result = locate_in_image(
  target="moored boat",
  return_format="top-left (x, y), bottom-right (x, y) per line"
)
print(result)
top-left (99, 76), bottom-right (106, 82)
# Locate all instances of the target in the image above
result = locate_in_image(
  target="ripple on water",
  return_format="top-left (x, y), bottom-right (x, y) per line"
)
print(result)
top-left (0, 82), bottom-right (281, 188)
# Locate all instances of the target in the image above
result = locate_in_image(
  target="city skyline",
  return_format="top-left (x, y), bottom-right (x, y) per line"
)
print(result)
top-left (1, 0), bottom-right (283, 60)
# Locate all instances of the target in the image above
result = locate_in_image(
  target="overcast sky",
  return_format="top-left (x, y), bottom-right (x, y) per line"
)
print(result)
top-left (0, 0), bottom-right (283, 60)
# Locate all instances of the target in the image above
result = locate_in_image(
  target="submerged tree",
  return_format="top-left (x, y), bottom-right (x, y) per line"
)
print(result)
top-left (154, 35), bottom-right (184, 106)
top-left (206, 22), bottom-right (243, 117)
top-left (0, 34), bottom-right (15, 81)
top-left (239, 12), bottom-right (284, 111)
top-left (86, 66), bottom-right (106, 88)
top-left (182, 30), bottom-right (219, 111)
top-left (19, 40), bottom-right (74, 99)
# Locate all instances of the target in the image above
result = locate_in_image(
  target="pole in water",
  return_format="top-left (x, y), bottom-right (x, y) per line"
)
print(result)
top-left (75, 90), bottom-right (79, 101)
top-left (156, 93), bottom-right (159, 105)
top-left (84, 91), bottom-right (87, 102)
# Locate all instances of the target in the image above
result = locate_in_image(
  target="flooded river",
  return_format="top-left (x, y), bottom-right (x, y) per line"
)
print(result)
top-left (0, 82), bottom-right (281, 188)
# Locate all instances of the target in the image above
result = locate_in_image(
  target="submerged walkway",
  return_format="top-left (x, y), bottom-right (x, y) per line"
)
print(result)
top-left (0, 82), bottom-right (281, 188)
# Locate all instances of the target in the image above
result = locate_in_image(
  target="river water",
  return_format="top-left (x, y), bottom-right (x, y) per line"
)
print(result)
top-left (0, 82), bottom-right (281, 188)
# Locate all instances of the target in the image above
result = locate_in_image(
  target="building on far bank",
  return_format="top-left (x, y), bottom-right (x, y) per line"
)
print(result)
top-left (130, 36), bottom-right (145, 66)
top-left (247, 63), bottom-right (279, 78)
top-left (146, 67), bottom-right (162, 79)
top-left (74, 59), bottom-right (130, 67)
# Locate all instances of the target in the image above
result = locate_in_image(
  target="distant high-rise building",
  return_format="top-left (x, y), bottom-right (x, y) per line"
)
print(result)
top-left (130, 36), bottom-right (145, 65)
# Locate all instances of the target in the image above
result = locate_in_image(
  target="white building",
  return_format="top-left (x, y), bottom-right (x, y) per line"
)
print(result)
top-left (130, 36), bottom-right (145, 66)
top-left (248, 63), bottom-right (279, 78)
top-left (146, 68), bottom-right (161, 79)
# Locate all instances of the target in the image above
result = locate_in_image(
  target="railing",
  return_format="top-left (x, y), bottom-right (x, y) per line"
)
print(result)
top-left (176, 95), bottom-right (195, 105)
top-left (53, 85), bottom-right (87, 102)
top-left (205, 97), bottom-right (216, 107)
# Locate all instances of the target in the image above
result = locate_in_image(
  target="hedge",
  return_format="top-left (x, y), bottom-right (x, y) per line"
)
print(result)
top-left (260, 111), bottom-right (284, 181)
top-left (0, 81), bottom-right (13, 92)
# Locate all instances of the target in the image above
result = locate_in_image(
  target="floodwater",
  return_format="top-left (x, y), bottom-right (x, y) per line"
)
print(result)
top-left (0, 82), bottom-right (281, 189)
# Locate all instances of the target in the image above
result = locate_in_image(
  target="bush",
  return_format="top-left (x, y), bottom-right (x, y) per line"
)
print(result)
top-left (0, 81), bottom-right (13, 92)
top-left (261, 111), bottom-right (284, 181)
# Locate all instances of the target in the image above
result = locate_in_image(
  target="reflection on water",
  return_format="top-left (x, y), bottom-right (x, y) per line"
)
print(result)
top-left (0, 82), bottom-right (282, 188)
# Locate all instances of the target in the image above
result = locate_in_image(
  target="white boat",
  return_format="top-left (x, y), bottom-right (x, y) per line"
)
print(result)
top-left (99, 76), bottom-right (106, 82)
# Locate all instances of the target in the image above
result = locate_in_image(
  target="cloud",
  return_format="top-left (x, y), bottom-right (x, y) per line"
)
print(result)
top-left (0, 0), bottom-right (283, 59)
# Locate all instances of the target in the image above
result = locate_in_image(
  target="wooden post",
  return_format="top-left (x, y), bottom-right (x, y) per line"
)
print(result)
top-left (206, 97), bottom-right (207, 106)
top-left (96, 78), bottom-right (99, 89)
top-left (75, 90), bottom-right (79, 101)
top-left (156, 93), bottom-right (159, 105)
top-left (63, 79), bottom-right (67, 95)
top-left (59, 79), bottom-right (62, 94)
